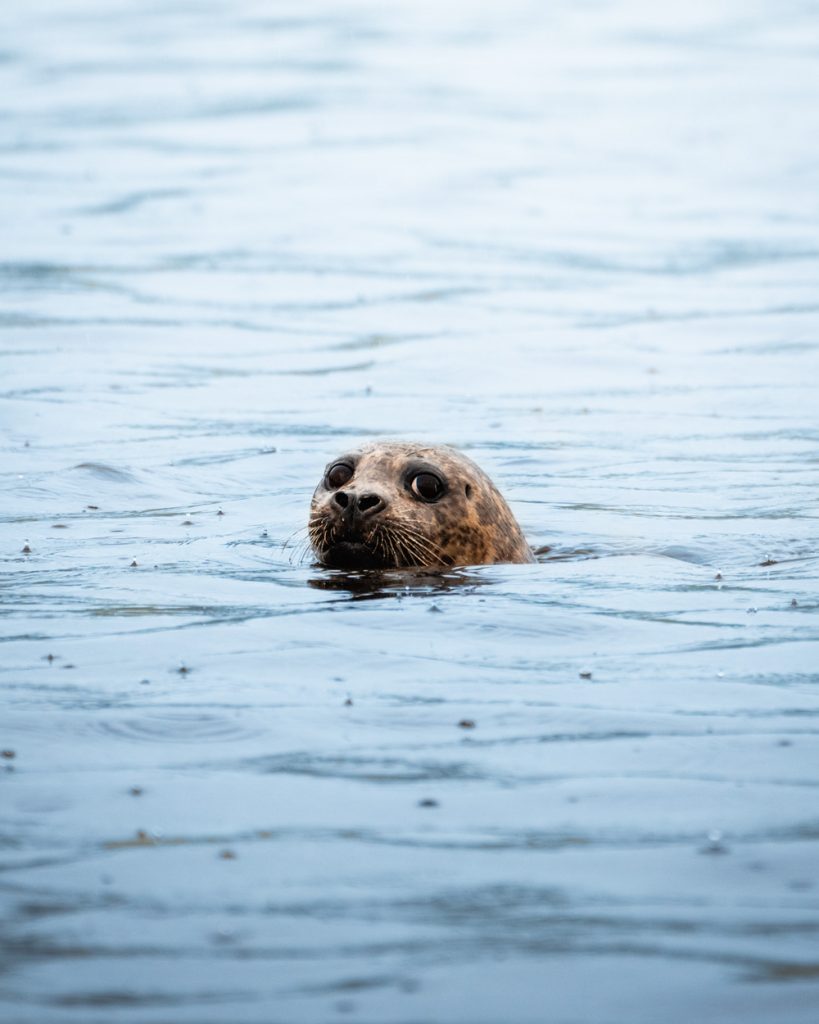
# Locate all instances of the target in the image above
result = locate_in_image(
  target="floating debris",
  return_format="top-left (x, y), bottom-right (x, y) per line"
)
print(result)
top-left (579, 671), bottom-right (593, 680)
top-left (458, 719), bottom-right (476, 729)
top-left (418, 798), bottom-right (439, 808)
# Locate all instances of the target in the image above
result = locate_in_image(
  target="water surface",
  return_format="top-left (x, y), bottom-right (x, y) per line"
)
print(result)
top-left (2, 1), bottom-right (819, 1021)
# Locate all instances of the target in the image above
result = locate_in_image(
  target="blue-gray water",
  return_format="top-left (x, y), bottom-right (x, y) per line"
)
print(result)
top-left (2, 1), bottom-right (819, 1021)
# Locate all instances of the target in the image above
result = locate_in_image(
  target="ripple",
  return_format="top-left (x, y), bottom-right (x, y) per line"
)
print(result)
top-left (90, 712), bottom-right (261, 744)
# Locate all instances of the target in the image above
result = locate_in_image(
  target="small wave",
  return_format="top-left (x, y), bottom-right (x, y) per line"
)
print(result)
top-left (71, 463), bottom-right (138, 483)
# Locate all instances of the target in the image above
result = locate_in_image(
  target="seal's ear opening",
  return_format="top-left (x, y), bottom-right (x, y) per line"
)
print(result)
top-left (465, 484), bottom-right (473, 498)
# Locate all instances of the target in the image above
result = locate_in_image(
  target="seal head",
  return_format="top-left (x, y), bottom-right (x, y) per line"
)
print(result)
top-left (309, 441), bottom-right (533, 570)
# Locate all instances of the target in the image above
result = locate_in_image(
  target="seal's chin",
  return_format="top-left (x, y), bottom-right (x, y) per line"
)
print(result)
top-left (322, 540), bottom-right (388, 570)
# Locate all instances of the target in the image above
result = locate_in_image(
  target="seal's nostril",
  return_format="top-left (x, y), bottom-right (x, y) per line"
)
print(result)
top-left (358, 493), bottom-right (384, 514)
top-left (333, 491), bottom-right (349, 509)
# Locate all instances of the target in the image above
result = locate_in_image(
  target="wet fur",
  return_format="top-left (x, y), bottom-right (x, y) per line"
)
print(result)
top-left (309, 442), bottom-right (533, 569)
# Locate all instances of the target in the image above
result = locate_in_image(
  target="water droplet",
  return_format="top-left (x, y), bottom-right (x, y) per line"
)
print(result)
top-left (700, 829), bottom-right (729, 855)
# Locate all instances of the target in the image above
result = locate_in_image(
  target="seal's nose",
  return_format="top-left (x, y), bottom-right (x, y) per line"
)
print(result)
top-left (357, 492), bottom-right (385, 515)
top-left (333, 490), bottom-right (386, 519)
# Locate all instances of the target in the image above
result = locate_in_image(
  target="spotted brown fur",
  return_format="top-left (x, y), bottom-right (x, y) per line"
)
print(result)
top-left (309, 441), bottom-right (533, 569)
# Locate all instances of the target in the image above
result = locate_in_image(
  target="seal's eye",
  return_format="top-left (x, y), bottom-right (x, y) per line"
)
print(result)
top-left (326, 462), bottom-right (353, 489)
top-left (410, 472), bottom-right (444, 502)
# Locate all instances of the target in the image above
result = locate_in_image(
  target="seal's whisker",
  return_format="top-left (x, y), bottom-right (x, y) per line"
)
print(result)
top-left (283, 524), bottom-right (310, 550)
top-left (308, 511), bottom-right (335, 561)
top-left (376, 523), bottom-right (400, 567)
top-left (387, 525), bottom-right (422, 568)
top-left (391, 523), bottom-right (445, 565)
top-left (382, 523), bottom-right (412, 567)
top-left (286, 536), bottom-right (314, 566)
top-left (398, 530), bottom-right (429, 567)
top-left (390, 522), bottom-right (445, 568)
top-left (283, 525), bottom-right (315, 566)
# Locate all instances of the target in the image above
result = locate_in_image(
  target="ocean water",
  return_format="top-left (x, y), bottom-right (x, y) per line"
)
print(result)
top-left (2, 1), bottom-right (819, 1021)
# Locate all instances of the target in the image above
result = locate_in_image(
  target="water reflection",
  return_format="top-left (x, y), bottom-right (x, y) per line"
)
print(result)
top-left (307, 565), bottom-right (489, 600)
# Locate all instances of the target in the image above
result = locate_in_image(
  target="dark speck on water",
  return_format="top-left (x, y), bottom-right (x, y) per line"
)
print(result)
top-left (2, 1), bottom-right (819, 1022)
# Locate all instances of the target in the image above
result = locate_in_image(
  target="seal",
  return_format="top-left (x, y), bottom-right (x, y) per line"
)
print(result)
top-left (309, 441), bottom-right (533, 570)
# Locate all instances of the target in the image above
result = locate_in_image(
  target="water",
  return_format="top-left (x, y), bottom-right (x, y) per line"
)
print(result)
top-left (2, 0), bottom-right (819, 1020)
